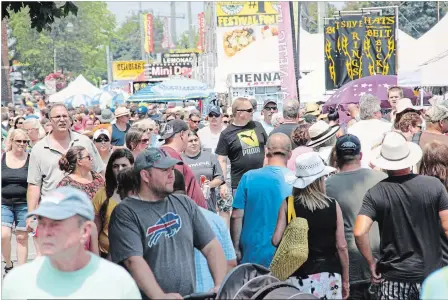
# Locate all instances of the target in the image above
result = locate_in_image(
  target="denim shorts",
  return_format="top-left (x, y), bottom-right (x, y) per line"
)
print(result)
top-left (1, 203), bottom-right (28, 231)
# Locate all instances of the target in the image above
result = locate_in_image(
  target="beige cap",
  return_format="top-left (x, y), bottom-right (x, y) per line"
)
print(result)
top-left (424, 105), bottom-right (448, 122)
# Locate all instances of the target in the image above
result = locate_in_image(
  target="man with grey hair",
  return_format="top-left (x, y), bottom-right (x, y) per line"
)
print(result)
top-left (270, 99), bottom-right (301, 148)
top-left (348, 94), bottom-right (392, 168)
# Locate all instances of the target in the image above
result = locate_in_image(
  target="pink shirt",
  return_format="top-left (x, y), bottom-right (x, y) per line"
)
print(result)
top-left (287, 146), bottom-right (314, 171)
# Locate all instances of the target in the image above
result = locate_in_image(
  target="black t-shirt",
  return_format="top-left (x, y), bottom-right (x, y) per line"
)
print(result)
top-left (1, 154), bottom-right (30, 206)
top-left (359, 174), bottom-right (448, 282)
top-left (270, 123), bottom-right (299, 149)
top-left (215, 121), bottom-right (267, 189)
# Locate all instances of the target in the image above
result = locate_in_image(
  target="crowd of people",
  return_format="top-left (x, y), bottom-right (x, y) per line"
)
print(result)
top-left (1, 86), bottom-right (448, 300)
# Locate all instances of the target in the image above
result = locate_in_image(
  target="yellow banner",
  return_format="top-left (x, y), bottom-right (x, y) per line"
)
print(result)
top-left (112, 61), bottom-right (146, 81)
top-left (216, 1), bottom-right (279, 27)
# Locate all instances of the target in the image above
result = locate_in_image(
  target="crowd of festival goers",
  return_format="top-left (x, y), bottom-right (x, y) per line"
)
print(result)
top-left (1, 87), bottom-right (448, 299)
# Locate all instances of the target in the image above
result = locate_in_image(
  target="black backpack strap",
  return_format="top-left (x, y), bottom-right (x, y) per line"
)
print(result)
top-left (411, 131), bottom-right (423, 145)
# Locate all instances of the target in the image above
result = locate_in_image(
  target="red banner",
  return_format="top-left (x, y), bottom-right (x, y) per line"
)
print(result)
top-left (144, 14), bottom-right (154, 53)
top-left (197, 12), bottom-right (205, 52)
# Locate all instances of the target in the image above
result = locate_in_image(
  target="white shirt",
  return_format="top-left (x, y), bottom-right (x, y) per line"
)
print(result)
top-left (2, 253), bottom-right (141, 299)
top-left (258, 119), bottom-right (274, 135)
top-left (348, 118), bottom-right (392, 169)
top-left (198, 126), bottom-right (223, 153)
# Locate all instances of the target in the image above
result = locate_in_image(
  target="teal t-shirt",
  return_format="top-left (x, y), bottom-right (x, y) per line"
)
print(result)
top-left (2, 253), bottom-right (141, 299)
top-left (233, 165), bottom-right (293, 268)
top-left (421, 266), bottom-right (448, 299)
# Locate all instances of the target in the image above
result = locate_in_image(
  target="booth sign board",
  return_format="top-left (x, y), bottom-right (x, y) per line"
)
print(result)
top-left (229, 71), bottom-right (281, 88)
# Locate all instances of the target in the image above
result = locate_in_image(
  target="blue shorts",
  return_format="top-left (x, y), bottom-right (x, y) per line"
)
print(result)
top-left (1, 203), bottom-right (28, 231)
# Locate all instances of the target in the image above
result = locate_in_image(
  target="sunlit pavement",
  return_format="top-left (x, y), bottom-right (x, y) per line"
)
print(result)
top-left (2, 234), bottom-right (37, 278)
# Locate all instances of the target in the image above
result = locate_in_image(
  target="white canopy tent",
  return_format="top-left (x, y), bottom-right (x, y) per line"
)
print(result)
top-left (49, 75), bottom-right (102, 103)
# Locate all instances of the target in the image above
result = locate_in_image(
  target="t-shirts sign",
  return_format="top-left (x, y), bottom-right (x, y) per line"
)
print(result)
top-left (112, 61), bottom-right (146, 81)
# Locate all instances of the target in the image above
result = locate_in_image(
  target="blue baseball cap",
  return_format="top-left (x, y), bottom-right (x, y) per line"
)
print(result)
top-left (27, 187), bottom-right (94, 221)
top-left (208, 105), bottom-right (222, 116)
top-left (137, 106), bottom-right (148, 115)
top-left (336, 134), bottom-right (361, 156)
top-left (135, 148), bottom-right (183, 172)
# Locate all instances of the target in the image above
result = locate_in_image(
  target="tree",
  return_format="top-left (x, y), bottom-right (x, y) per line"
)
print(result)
top-left (176, 30), bottom-right (199, 49)
top-left (2, 1), bottom-right (78, 32)
top-left (8, 2), bottom-right (116, 82)
top-left (340, 1), bottom-right (448, 38)
top-left (111, 11), bottom-right (165, 61)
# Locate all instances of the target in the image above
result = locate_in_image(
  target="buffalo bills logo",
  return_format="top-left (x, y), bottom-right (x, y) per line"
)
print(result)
top-left (146, 213), bottom-right (182, 247)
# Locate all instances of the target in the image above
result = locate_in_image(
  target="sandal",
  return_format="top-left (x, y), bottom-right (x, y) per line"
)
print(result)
top-left (3, 261), bottom-right (14, 277)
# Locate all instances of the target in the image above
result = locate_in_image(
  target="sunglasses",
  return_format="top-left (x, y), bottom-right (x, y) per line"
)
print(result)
top-left (264, 106), bottom-right (278, 111)
top-left (140, 138), bottom-right (150, 144)
top-left (95, 138), bottom-right (110, 143)
top-left (223, 121), bottom-right (229, 124)
top-left (17, 122), bottom-right (23, 125)
top-left (208, 113), bottom-right (221, 118)
top-left (190, 120), bottom-right (201, 124)
top-left (237, 108), bottom-right (254, 113)
top-left (14, 139), bottom-right (29, 145)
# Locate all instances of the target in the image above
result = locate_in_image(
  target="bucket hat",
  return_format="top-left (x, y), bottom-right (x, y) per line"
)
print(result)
top-left (306, 120), bottom-right (340, 147)
top-left (285, 152), bottom-right (336, 189)
top-left (371, 131), bottom-right (422, 170)
top-left (396, 98), bottom-right (423, 114)
top-left (99, 109), bottom-right (115, 123)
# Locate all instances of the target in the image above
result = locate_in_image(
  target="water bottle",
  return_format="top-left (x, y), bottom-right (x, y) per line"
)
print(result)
top-left (200, 175), bottom-right (210, 199)
top-left (28, 217), bottom-right (38, 237)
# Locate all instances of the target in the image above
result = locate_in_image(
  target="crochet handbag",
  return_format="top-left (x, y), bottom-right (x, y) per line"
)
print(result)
top-left (270, 196), bottom-right (309, 281)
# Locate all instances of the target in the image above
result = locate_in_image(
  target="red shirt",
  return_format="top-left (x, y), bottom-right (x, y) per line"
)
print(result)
top-left (162, 145), bottom-right (207, 209)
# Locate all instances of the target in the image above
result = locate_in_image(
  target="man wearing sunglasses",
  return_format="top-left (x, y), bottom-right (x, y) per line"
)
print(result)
top-left (188, 111), bottom-right (202, 133)
top-left (259, 100), bottom-right (278, 135)
top-left (216, 97), bottom-right (268, 198)
top-left (198, 105), bottom-right (225, 153)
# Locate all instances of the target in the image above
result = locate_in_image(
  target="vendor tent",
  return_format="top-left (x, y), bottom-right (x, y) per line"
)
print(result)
top-left (49, 75), bottom-right (102, 103)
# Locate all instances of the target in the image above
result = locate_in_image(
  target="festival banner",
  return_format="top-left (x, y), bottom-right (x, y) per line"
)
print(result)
top-left (197, 12), bottom-right (205, 52)
top-left (144, 14), bottom-right (154, 53)
top-left (277, 2), bottom-right (297, 101)
top-left (215, 2), bottom-right (280, 68)
top-left (112, 61), bottom-right (146, 80)
top-left (324, 15), bottom-right (397, 90)
top-left (162, 17), bottom-right (175, 49)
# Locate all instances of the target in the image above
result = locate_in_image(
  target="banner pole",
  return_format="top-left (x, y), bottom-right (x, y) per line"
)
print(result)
top-left (289, 1), bottom-right (300, 101)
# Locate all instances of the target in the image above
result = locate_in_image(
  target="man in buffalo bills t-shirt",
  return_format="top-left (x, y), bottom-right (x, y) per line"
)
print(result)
top-left (216, 97), bottom-right (268, 195)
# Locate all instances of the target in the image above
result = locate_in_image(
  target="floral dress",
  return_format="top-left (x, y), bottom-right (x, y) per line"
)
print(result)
top-left (57, 172), bottom-right (105, 200)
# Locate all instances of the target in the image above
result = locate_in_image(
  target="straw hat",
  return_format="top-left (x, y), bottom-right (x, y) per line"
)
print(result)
top-left (371, 131), bottom-right (422, 170)
top-left (305, 103), bottom-right (320, 116)
top-left (115, 107), bottom-right (130, 118)
top-left (396, 98), bottom-right (423, 114)
top-left (306, 120), bottom-right (340, 147)
top-left (286, 152), bottom-right (336, 189)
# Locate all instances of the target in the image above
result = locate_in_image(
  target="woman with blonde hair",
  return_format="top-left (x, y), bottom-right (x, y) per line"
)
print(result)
top-left (273, 152), bottom-right (349, 299)
top-left (125, 127), bottom-right (150, 158)
top-left (131, 118), bottom-right (160, 147)
top-left (1, 129), bottom-right (31, 274)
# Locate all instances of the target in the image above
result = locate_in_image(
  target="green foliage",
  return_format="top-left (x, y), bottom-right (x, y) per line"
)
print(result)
top-left (340, 1), bottom-right (448, 38)
top-left (176, 31), bottom-right (199, 49)
top-left (2, 1), bottom-right (78, 32)
top-left (8, 2), bottom-right (116, 82)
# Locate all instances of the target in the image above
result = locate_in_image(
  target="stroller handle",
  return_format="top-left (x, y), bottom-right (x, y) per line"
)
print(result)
top-left (183, 292), bottom-right (217, 299)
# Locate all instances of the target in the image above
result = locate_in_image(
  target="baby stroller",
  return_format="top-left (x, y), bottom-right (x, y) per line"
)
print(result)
top-left (184, 263), bottom-right (318, 300)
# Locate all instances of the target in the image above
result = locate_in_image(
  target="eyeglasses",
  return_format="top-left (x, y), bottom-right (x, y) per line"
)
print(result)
top-left (237, 108), bottom-right (254, 113)
top-left (264, 106), bottom-right (278, 111)
top-left (140, 138), bottom-right (150, 144)
top-left (208, 113), bottom-right (221, 118)
top-left (95, 138), bottom-right (110, 143)
top-left (190, 120), bottom-right (201, 124)
top-left (51, 115), bottom-right (70, 120)
top-left (80, 154), bottom-right (92, 161)
top-left (14, 140), bottom-right (29, 145)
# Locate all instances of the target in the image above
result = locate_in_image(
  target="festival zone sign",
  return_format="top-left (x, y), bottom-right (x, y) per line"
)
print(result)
top-left (112, 61), bottom-right (146, 81)
top-left (324, 15), bottom-right (397, 90)
top-left (216, 1), bottom-right (280, 27)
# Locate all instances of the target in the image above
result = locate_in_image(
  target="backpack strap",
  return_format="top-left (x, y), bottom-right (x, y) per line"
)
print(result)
top-left (411, 131), bottom-right (423, 145)
top-left (287, 196), bottom-right (296, 224)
